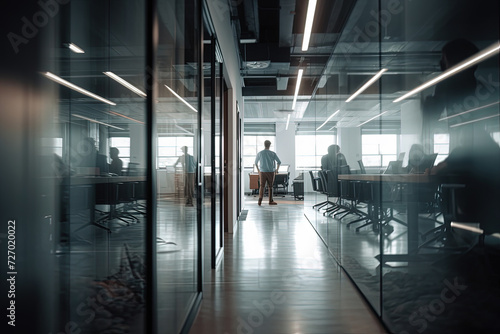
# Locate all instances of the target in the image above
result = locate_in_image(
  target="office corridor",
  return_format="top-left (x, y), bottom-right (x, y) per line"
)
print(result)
top-left (190, 200), bottom-right (387, 334)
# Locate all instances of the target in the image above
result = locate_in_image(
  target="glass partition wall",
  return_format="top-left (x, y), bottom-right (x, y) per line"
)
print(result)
top-left (304, 0), bottom-right (500, 333)
top-left (0, 0), bottom-right (213, 333)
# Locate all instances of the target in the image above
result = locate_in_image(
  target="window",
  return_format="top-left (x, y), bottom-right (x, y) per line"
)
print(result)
top-left (491, 132), bottom-right (500, 146)
top-left (362, 134), bottom-right (397, 167)
top-left (157, 137), bottom-right (194, 168)
top-left (109, 137), bottom-right (131, 168)
top-left (243, 135), bottom-right (276, 168)
top-left (433, 133), bottom-right (449, 165)
top-left (295, 134), bottom-right (335, 169)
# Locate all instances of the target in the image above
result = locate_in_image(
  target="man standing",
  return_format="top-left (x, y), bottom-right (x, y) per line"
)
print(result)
top-left (174, 146), bottom-right (196, 206)
top-left (254, 140), bottom-right (281, 206)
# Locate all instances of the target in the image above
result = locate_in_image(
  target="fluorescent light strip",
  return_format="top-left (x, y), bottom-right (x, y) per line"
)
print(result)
top-left (108, 111), bottom-right (144, 124)
top-left (104, 72), bottom-right (146, 97)
top-left (68, 43), bottom-right (85, 53)
top-left (439, 101), bottom-right (500, 121)
top-left (164, 85), bottom-right (198, 113)
top-left (346, 69), bottom-right (387, 102)
top-left (285, 113), bottom-right (291, 130)
top-left (302, 0), bottom-right (317, 51)
top-left (73, 114), bottom-right (125, 130)
top-left (317, 110), bottom-right (340, 131)
top-left (450, 114), bottom-right (499, 128)
top-left (43, 72), bottom-right (116, 105)
top-left (394, 42), bottom-right (500, 103)
top-left (357, 110), bottom-right (390, 127)
top-left (292, 69), bottom-right (304, 110)
top-left (328, 125), bottom-right (336, 131)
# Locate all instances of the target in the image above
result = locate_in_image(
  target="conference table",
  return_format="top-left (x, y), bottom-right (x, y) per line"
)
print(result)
top-left (338, 173), bottom-right (438, 262)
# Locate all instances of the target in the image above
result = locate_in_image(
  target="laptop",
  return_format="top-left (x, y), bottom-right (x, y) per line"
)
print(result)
top-left (384, 160), bottom-right (404, 174)
top-left (409, 153), bottom-right (438, 174)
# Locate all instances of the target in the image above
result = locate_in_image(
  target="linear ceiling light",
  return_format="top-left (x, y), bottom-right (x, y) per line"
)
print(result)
top-left (394, 42), bottom-right (500, 103)
top-left (346, 69), bottom-right (387, 102)
top-left (285, 113), bottom-right (291, 130)
top-left (43, 72), bottom-right (116, 105)
top-left (104, 72), bottom-right (146, 97)
top-left (108, 110), bottom-right (145, 124)
top-left (73, 114), bottom-right (124, 130)
top-left (357, 110), bottom-right (390, 127)
top-left (450, 114), bottom-right (499, 128)
top-left (68, 43), bottom-right (85, 53)
top-left (439, 101), bottom-right (500, 121)
top-left (317, 110), bottom-right (340, 131)
top-left (292, 69), bottom-right (304, 110)
top-left (164, 84), bottom-right (198, 113)
top-left (302, 0), bottom-right (317, 51)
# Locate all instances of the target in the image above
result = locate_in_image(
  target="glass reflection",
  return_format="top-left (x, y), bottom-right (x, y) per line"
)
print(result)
top-left (155, 0), bottom-right (200, 332)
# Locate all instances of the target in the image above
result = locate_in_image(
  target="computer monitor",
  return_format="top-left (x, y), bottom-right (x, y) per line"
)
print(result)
top-left (398, 152), bottom-right (406, 161)
top-left (280, 164), bottom-right (290, 173)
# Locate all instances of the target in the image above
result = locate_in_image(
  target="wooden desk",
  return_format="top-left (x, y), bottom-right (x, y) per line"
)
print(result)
top-left (249, 173), bottom-right (289, 190)
top-left (338, 173), bottom-right (438, 259)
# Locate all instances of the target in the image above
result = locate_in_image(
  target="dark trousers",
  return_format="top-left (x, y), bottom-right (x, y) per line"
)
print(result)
top-left (259, 172), bottom-right (275, 203)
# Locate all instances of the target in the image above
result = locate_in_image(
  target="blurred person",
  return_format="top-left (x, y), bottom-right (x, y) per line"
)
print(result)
top-left (174, 146), bottom-right (196, 206)
top-left (321, 144), bottom-right (347, 171)
top-left (254, 140), bottom-right (281, 206)
top-left (109, 147), bottom-right (123, 175)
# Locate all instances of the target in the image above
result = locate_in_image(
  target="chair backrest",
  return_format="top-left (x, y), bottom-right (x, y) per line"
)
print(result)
top-left (308, 171), bottom-right (318, 192)
top-left (358, 160), bottom-right (366, 174)
top-left (127, 162), bottom-right (140, 176)
top-left (339, 165), bottom-right (351, 174)
top-left (318, 170), bottom-right (328, 195)
top-left (324, 169), bottom-right (340, 197)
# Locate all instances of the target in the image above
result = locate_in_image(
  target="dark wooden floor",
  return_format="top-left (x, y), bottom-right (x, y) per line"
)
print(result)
top-left (190, 196), bottom-right (387, 334)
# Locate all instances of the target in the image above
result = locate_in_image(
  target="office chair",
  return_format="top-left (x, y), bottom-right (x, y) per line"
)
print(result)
top-left (309, 171), bottom-right (331, 210)
top-left (358, 160), bottom-right (366, 174)
top-left (273, 173), bottom-right (289, 194)
top-left (317, 169), bottom-right (343, 216)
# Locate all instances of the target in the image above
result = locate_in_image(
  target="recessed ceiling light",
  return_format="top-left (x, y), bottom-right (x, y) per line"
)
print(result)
top-left (67, 43), bottom-right (85, 53)
top-left (292, 69), bottom-right (304, 110)
top-left (302, 0), bottom-right (317, 51)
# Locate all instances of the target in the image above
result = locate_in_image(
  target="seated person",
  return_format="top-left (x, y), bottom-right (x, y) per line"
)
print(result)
top-left (109, 147), bottom-right (123, 175)
top-left (405, 144), bottom-right (425, 173)
top-left (321, 144), bottom-right (347, 171)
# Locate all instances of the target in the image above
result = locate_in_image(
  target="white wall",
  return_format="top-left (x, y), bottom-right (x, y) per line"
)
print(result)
top-left (337, 127), bottom-right (362, 170)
